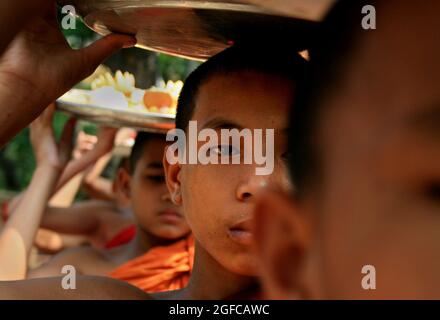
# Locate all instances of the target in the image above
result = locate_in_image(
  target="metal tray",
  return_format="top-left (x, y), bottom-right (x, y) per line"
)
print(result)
top-left (58, 0), bottom-right (320, 60)
top-left (56, 98), bottom-right (175, 133)
top-left (243, 0), bottom-right (335, 21)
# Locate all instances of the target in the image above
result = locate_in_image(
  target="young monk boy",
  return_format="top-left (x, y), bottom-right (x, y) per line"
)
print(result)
top-left (0, 43), bottom-right (308, 299)
top-left (31, 132), bottom-right (195, 293)
top-left (27, 131), bottom-right (191, 278)
top-left (2, 123), bottom-right (194, 293)
top-left (254, 0), bottom-right (440, 299)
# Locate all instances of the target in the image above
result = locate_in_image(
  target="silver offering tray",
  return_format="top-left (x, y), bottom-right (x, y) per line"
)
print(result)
top-left (58, 0), bottom-right (320, 60)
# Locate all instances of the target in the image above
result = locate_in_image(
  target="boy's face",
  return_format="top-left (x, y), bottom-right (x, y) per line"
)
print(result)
top-left (165, 71), bottom-right (294, 276)
top-left (256, 1), bottom-right (440, 299)
top-left (123, 138), bottom-right (190, 240)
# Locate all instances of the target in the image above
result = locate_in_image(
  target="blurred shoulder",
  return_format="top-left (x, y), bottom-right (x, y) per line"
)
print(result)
top-left (0, 276), bottom-right (151, 300)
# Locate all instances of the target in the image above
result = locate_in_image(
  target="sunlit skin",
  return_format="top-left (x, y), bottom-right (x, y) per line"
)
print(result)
top-left (256, 0), bottom-right (440, 299)
top-left (162, 70), bottom-right (294, 299)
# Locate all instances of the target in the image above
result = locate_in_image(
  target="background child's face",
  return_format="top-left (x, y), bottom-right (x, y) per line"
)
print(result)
top-left (177, 71), bottom-right (294, 276)
top-left (127, 138), bottom-right (190, 240)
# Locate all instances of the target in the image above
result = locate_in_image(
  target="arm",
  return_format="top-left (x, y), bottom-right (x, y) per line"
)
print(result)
top-left (82, 152), bottom-right (115, 201)
top-left (82, 127), bottom-right (136, 201)
top-left (0, 2), bottom-right (136, 147)
top-left (0, 0), bottom-right (47, 55)
top-left (49, 172), bottom-right (85, 207)
top-left (0, 106), bottom-right (75, 280)
top-left (39, 201), bottom-right (116, 236)
top-left (34, 229), bottom-right (88, 254)
top-left (54, 127), bottom-right (117, 193)
top-left (49, 130), bottom-right (97, 207)
top-left (6, 192), bottom-right (121, 248)
top-left (0, 276), bottom-right (149, 300)
top-left (0, 166), bottom-right (61, 280)
top-left (7, 127), bottom-right (117, 214)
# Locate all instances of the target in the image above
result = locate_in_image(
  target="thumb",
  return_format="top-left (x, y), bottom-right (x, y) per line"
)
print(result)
top-left (73, 33), bottom-right (137, 80)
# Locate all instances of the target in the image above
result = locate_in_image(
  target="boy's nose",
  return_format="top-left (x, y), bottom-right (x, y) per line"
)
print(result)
top-left (236, 175), bottom-right (270, 202)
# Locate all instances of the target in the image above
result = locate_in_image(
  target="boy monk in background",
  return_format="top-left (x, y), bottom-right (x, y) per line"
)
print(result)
top-left (27, 131), bottom-right (191, 279)
top-left (0, 110), bottom-right (191, 289)
top-left (8, 127), bottom-right (194, 292)
top-left (255, 0), bottom-right (440, 299)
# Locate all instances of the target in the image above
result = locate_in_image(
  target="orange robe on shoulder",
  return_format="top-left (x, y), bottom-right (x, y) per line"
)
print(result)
top-left (108, 235), bottom-right (194, 293)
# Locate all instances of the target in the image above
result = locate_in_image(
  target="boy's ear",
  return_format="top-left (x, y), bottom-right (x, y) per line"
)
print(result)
top-left (163, 145), bottom-right (183, 205)
top-left (117, 167), bottom-right (132, 200)
top-left (253, 190), bottom-right (312, 299)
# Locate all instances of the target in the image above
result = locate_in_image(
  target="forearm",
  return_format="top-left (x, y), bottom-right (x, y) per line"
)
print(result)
top-left (55, 150), bottom-right (108, 193)
top-left (82, 153), bottom-right (114, 200)
top-left (49, 172), bottom-right (85, 207)
top-left (0, 76), bottom-right (48, 147)
top-left (0, 165), bottom-right (61, 280)
top-left (41, 208), bottom-right (95, 236)
top-left (0, 276), bottom-right (150, 300)
top-left (0, 0), bottom-right (47, 54)
top-left (7, 192), bottom-right (24, 216)
top-left (85, 152), bottom-right (112, 182)
top-left (83, 178), bottom-right (114, 201)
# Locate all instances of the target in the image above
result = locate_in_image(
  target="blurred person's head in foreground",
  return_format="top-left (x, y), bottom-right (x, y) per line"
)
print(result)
top-left (255, 0), bottom-right (440, 299)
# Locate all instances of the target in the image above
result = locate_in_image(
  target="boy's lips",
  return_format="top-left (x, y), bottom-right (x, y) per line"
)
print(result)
top-left (228, 218), bottom-right (254, 246)
top-left (159, 209), bottom-right (183, 224)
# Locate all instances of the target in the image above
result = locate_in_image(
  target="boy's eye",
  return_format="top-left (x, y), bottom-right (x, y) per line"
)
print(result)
top-left (209, 145), bottom-right (240, 157)
top-left (146, 175), bottom-right (165, 183)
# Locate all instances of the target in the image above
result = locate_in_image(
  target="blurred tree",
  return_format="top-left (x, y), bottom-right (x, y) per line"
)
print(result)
top-left (62, 17), bottom-right (97, 49)
top-left (157, 53), bottom-right (200, 82)
top-left (1, 112), bottom-right (69, 191)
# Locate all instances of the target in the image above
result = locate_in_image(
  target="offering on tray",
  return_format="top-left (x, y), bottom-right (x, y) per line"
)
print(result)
top-left (59, 68), bottom-right (184, 117)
